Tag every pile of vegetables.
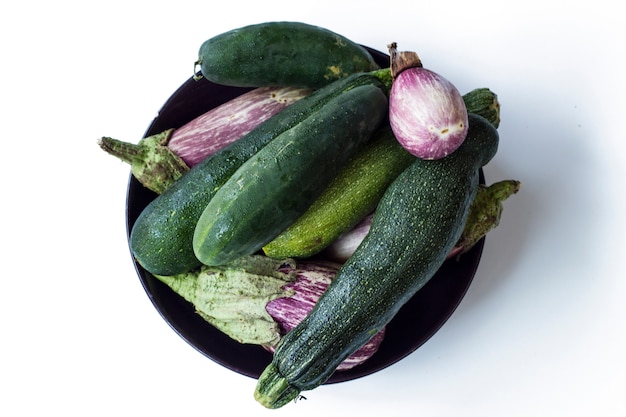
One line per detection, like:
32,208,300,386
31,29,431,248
99,21,520,409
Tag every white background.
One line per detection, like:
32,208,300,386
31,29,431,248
2,1,625,415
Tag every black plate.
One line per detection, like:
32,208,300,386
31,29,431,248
125,47,485,384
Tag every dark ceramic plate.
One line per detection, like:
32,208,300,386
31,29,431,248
125,47,484,384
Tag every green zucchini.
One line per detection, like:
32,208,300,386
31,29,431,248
192,82,388,266
262,87,502,259
130,72,388,276
254,114,500,408
194,21,380,88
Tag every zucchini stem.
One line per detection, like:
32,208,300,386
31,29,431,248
254,364,301,409
370,67,393,93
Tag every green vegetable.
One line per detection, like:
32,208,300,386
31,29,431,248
262,87,502,259
130,72,390,276
193,82,388,266
194,21,379,88
450,179,521,257
254,114,500,409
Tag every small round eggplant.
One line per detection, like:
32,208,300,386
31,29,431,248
389,67,468,160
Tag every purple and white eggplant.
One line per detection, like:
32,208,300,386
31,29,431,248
98,86,310,193
167,86,311,167
387,43,468,160
324,180,522,263
154,255,385,370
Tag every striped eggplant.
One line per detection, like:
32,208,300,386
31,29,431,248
387,43,468,160
154,255,385,370
98,86,310,194
323,180,521,263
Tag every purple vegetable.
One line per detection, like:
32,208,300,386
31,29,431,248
387,43,468,160
168,86,310,167
154,255,385,370
98,86,310,193
265,261,385,371
324,180,521,263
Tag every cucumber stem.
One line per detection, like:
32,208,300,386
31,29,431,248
193,58,203,81
98,129,189,194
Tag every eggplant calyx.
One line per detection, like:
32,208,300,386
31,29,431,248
387,42,423,79
98,129,189,194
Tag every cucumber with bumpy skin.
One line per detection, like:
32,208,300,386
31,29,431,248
194,21,380,88
254,114,500,409
192,82,388,266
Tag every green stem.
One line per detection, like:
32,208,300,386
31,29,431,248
370,67,393,93
254,364,302,409
98,129,189,194
454,180,522,256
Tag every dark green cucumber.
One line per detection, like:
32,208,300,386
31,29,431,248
262,87,502,259
254,114,500,409
130,73,388,276
192,83,388,266
195,21,379,88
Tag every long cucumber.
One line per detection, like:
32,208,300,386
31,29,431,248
192,83,389,266
195,21,379,88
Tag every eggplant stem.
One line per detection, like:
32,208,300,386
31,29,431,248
97,137,140,164
98,129,189,194
388,42,422,79
454,179,522,255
